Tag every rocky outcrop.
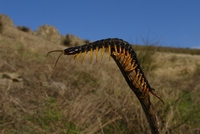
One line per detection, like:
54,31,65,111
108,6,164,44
34,25,60,43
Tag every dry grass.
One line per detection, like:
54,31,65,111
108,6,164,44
0,23,200,134
0,14,15,28
34,25,60,43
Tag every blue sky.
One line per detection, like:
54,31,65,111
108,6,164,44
0,0,200,48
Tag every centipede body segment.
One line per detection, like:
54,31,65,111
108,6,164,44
47,38,163,134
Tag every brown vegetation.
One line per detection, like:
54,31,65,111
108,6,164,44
0,14,15,28
0,15,200,134
17,26,32,33
61,34,87,46
0,20,3,34
34,25,60,43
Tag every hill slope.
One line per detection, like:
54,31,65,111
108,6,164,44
0,16,200,134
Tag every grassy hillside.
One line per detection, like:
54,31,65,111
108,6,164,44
0,15,200,134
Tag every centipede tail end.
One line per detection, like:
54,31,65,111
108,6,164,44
150,90,165,105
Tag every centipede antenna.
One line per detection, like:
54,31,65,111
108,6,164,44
46,50,63,57
46,50,64,68
53,52,63,68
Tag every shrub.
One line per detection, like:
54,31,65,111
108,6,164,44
84,39,90,44
61,34,86,47
62,37,71,46
0,20,3,34
17,26,31,33
136,45,157,73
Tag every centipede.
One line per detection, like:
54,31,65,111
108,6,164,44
47,38,163,134
47,38,164,103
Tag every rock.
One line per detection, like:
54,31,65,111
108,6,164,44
2,72,23,82
34,25,60,43
0,14,15,27
0,72,23,89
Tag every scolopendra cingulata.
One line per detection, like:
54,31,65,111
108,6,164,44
47,38,164,134
47,38,164,104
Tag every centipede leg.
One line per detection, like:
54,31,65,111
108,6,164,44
46,50,64,68
114,45,120,59
74,53,81,62
139,78,145,90
108,45,111,61
125,61,137,72
140,83,148,98
119,46,122,54
90,48,93,63
120,48,127,66
96,47,99,62
101,45,105,60
81,51,87,63
135,74,142,88
122,52,130,66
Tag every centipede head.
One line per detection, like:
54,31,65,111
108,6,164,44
46,50,64,68
63,47,79,55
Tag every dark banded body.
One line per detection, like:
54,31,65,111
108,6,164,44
64,38,162,101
